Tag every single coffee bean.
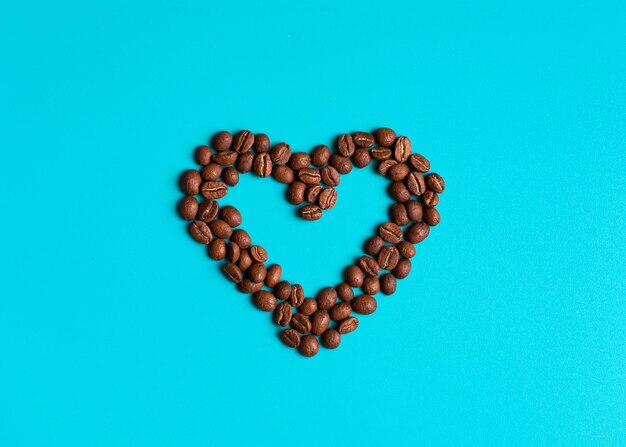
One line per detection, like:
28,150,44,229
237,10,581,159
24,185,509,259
321,329,341,349
274,302,293,326
394,136,412,162
311,145,331,166
423,207,441,226
318,188,337,210
378,245,400,270
305,184,323,203
300,204,322,221
405,222,430,244
320,165,340,186
392,258,412,279
208,219,232,239
299,298,318,316
362,277,380,295
406,172,427,196
352,148,371,168
298,167,321,184
380,273,397,295
373,128,397,147
179,196,199,220
189,221,212,244
345,265,364,288
378,159,397,176
207,238,227,260
200,181,228,199
180,170,202,195
298,334,319,357
253,133,270,153
212,131,233,152
336,282,354,301
265,264,282,288
388,163,410,181
288,152,311,170
353,131,375,148
405,200,423,221
201,163,222,181
397,241,416,258
233,130,254,153
272,165,295,184
337,134,356,156
226,241,240,262
330,302,352,321
220,206,242,228
274,281,292,300
425,173,445,193
212,151,238,166
252,291,277,311
409,153,430,172
364,236,386,256
291,313,311,334
379,222,403,244
338,316,359,334
237,250,253,272
389,203,410,226
235,151,254,173
221,167,239,186
223,262,243,283
289,284,305,307
249,245,268,262
316,287,338,310
287,181,306,205
358,256,380,277
310,310,330,336
248,262,267,283
329,154,352,174
253,153,272,177
231,229,252,249
195,145,212,166
371,146,392,161
389,181,411,202
238,279,265,293
270,142,292,165
280,328,301,348
422,190,439,207
353,295,377,315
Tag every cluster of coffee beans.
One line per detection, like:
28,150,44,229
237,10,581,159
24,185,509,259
179,129,445,357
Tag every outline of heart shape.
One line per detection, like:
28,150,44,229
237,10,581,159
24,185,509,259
178,129,445,357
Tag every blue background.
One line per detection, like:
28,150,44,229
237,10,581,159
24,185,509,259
1,1,625,445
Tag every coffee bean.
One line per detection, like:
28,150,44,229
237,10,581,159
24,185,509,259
208,219,232,239
233,130,254,153
310,310,330,335
380,273,397,295
220,206,242,227
300,204,322,221
409,153,430,172
248,262,267,283
406,172,426,196
280,328,301,348
388,163,410,181
337,134,355,156
208,238,227,260
371,146,392,161
422,190,439,207
389,203,409,226
189,221,212,244
392,258,412,279
338,316,359,334
358,256,380,277
287,181,306,205
231,229,252,249
425,173,445,193
270,142,292,165
212,131,233,152
336,283,354,301
423,207,441,226
212,151,238,166
252,291,277,311
235,151,254,173
226,241,240,262
311,145,331,166
378,159,397,176
250,245,268,262
352,148,371,168
298,334,319,357
238,279,265,293
221,167,239,186
353,295,377,314
316,287,338,310
397,241,416,258
180,170,202,195
288,152,311,170
345,265,364,287
298,167,321,184
318,188,337,210
274,281,292,300
289,284,305,307
237,250,253,272
265,264,282,288
389,181,411,202
379,222,403,244
330,302,352,321
272,165,295,184
373,128,397,147
394,136,412,162
377,246,400,270
405,222,430,244
353,131,375,148
195,145,212,166
253,133,270,153
223,262,243,283
200,181,228,199
364,236,385,256
179,196,199,220
321,329,341,349
320,166,340,186
362,277,380,295
273,302,293,326
253,153,272,177
299,298,318,316
305,184,323,203
291,313,311,334
201,163,222,181
405,200,423,221
329,154,352,174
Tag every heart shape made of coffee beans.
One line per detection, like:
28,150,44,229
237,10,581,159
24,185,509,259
179,128,445,357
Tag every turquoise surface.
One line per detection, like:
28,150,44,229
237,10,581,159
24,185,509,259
1,1,625,445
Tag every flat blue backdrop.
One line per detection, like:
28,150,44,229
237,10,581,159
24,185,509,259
1,1,625,446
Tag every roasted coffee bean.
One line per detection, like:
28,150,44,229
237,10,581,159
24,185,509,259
389,203,410,226
274,302,293,326
226,241,240,262
405,222,430,244
195,145,212,166
289,284,305,307
380,273,397,295
208,238,227,260
233,130,254,153
212,151,238,166
337,134,355,156
212,131,233,152
321,329,341,349
352,148,371,168
200,181,228,199
189,220,212,244
235,151,254,173
253,152,272,177
288,152,311,170
298,167,321,184
311,145,331,166
406,200,423,221
223,262,243,283
250,245,268,262
300,204,322,221
378,246,400,270
394,136,412,162
425,173,445,193
409,153,430,172
208,219,232,239
274,281,292,300
379,222,403,244
280,328,301,348
248,262,267,283
338,316,359,334
378,159,397,176
406,172,427,196
252,291,277,311
180,170,202,195
180,196,199,220
423,207,441,226
298,334,319,357
397,241,416,258
270,142,292,165
329,154,352,174
345,265,364,288
221,167,239,186
273,165,295,184
237,250,253,272
373,128,397,147
392,258,412,279
220,206,242,228
330,302,352,321
422,190,439,207
287,181,306,204
318,188,337,210
316,287,338,310
239,278,264,293
353,295,377,314
320,166,340,186
389,181,411,202
305,184,323,203
291,313,311,334
364,236,386,256
353,131,375,148
388,163,410,181
231,229,252,249
336,283,354,301
362,277,380,295
299,298,318,316
265,264,282,288
358,256,380,277
310,310,330,335
371,146,392,161
253,133,270,153
201,163,222,181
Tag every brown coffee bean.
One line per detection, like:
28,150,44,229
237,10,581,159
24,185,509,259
388,163,410,181
272,165,295,184
180,170,202,195
265,264,282,288
274,280,292,300
329,154,352,174
250,245,268,262
231,229,252,249
195,145,212,166
235,151,254,173
226,241,240,262
310,310,330,336
321,329,341,349
212,131,232,152
380,273,397,295
406,200,423,221
336,283,354,301
338,316,359,334
253,133,270,153
320,166,340,186
233,130,254,153
288,152,311,170
223,262,243,283
353,131,375,148
371,146,392,161
353,295,377,314
179,196,199,220
289,284,305,307
248,262,267,283
378,159,397,176
311,145,331,166
270,142,292,165
358,256,380,277
379,222,403,244
253,153,272,177
298,167,321,184
201,163,222,181
378,246,400,270
397,241,416,258
330,302,352,321
300,204,322,221
291,313,311,334
394,136,412,162
220,206,242,227
423,207,441,226
287,181,306,205
409,153,430,172
208,219,232,239
200,181,228,199
389,203,409,226
221,167,239,186
389,181,411,202
316,287,338,310
280,328,301,348
345,265,364,287
318,188,337,210
373,128,397,147
392,258,412,279
273,302,293,326
305,184,323,203
423,190,439,207
237,250,253,272
207,238,227,260
352,148,371,168
362,277,380,295
189,221,212,244
238,279,265,293
298,334,319,357
212,151,238,166
364,236,385,256
406,172,426,196
337,134,355,156
252,291,277,311
426,173,445,193
405,222,430,244
299,298,318,316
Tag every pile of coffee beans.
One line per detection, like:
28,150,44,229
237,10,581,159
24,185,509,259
179,129,445,357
